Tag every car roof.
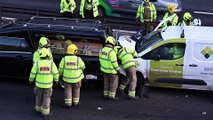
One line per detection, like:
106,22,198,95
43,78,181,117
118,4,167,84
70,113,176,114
0,16,109,35
161,26,213,41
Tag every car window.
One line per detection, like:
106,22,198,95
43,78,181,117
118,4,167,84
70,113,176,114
142,43,185,60
0,36,30,51
32,33,103,57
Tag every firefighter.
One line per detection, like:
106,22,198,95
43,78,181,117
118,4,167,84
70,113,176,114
59,44,85,109
60,0,76,18
33,37,52,64
114,46,139,100
29,48,59,118
136,0,157,35
161,4,179,28
99,36,121,100
179,12,193,26
80,0,99,19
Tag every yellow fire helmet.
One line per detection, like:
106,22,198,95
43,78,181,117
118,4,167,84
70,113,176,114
144,0,149,2
167,4,176,14
67,44,78,54
39,37,49,47
105,36,116,46
183,12,192,21
39,48,51,58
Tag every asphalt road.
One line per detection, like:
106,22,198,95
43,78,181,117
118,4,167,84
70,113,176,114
0,79,213,120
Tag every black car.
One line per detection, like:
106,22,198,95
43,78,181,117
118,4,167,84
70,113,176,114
0,16,113,80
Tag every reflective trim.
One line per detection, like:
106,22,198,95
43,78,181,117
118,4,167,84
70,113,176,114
30,72,36,75
99,57,109,61
122,60,135,66
119,84,126,90
101,66,116,70
37,73,52,75
36,81,52,85
53,73,59,76
63,73,83,79
111,60,117,63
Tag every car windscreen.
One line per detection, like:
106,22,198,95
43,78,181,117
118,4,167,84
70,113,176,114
136,30,163,53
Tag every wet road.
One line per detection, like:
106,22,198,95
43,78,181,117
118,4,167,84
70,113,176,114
0,79,213,120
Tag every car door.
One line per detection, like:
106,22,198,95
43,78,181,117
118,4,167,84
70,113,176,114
142,42,186,88
0,36,32,78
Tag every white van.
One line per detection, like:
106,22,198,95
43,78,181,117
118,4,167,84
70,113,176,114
118,26,213,91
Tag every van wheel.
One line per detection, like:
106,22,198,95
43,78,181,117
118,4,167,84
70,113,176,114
136,73,148,97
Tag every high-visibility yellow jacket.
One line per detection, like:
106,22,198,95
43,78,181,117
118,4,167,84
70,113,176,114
33,48,53,64
178,20,193,26
162,12,179,27
60,0,76,13
99,47,120,74
29,60,59,88
136,2,157,23
117,47,138,69
80,0,99,18
59,55,85,83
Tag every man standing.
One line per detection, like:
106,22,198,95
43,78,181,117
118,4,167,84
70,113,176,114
80,0,99,19
33,37,52,64
99,36,120,100
114,46,139,100
161,4,179,28
29,48,59,118
178,12,193,26
60,0,76,18
59,44,85,109
136,0,157,35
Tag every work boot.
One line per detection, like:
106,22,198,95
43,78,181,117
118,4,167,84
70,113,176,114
65,106,71,110
42,112,53,119
108,97,119,101
128,96,139,100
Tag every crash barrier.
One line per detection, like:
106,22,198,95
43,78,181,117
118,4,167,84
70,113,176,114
0,6,138,26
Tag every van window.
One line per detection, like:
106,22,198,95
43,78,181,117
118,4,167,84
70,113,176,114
142,43,185,60
136,30,163,53
32,33,103,56
0,36,30,51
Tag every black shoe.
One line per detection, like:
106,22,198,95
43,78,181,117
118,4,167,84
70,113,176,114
65,106,71,110
108,97,119,101
142,95,149,99
73,102,80,107
128,96,139,100
42,112,53,119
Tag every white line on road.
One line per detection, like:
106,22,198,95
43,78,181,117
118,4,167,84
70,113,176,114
194,11,213,16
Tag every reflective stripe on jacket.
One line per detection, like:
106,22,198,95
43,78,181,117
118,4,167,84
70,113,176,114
99,47,120,74
33,48,53,64
60,0,76,13
136,2,157,23
80,0,99,18
162,12,179,27
29,60,59,88
118,47,138,69
59,55,85,83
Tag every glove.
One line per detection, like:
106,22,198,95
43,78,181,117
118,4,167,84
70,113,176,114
29,80,33,85
54,81,58,87
167,21,172,26
135,19,140,24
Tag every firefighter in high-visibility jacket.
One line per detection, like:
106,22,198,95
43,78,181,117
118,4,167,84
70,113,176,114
60,0,76,18
33,37,53,64
99,36,121,100
114,46,139,100
59,44,85,109
136,0,157,35
80,0,99,19
161,4,179,28
29,48,59,118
